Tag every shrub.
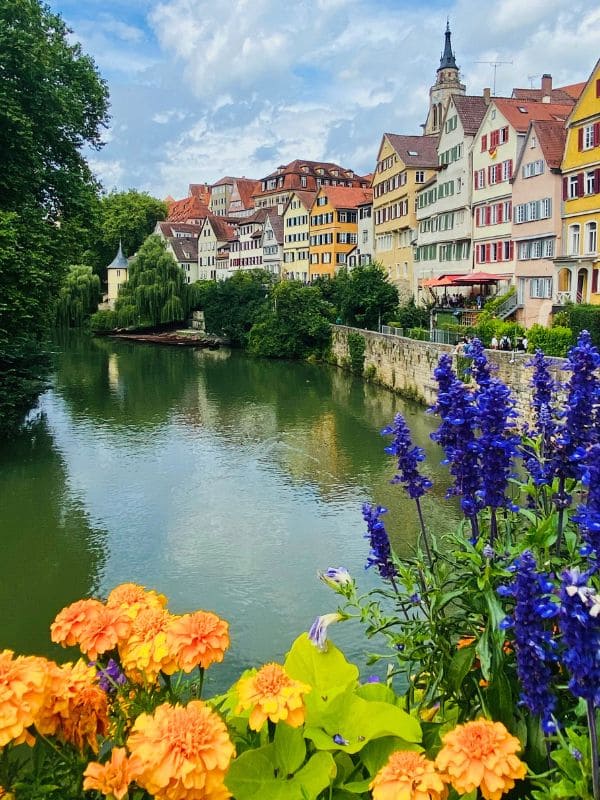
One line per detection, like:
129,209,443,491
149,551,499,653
394,298,430,330
347,332,366,374
90,309,118,332
483,286,516,314
407,327,429,341
527,324,574,356
566,303,600,347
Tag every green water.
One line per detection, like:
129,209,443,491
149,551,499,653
0,334,458,691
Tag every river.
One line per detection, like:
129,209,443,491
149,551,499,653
0,333,458,692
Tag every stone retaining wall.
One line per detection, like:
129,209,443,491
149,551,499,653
331,326,569,420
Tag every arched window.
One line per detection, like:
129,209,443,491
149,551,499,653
433,105,438,129
568,224,581,256
438,103,443,128
585,221,597,254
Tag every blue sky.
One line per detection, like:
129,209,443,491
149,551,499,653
48,0,599,200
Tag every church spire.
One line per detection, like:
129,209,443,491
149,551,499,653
438,19,457,71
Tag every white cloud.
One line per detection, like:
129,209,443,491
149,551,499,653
152,109,187,124
89,158,125,191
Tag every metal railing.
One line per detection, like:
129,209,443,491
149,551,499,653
381,325,405,337
494,292,520,320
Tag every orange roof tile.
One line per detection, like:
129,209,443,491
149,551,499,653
384,134,439,168
492,99,573,132
167,195,210,222
532,119,567,170
314,186,373,209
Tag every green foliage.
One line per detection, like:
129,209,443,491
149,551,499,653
527,324,574,356
108,235,190,328
54,265,101,327
198,270,272,346
89,309,118,332
552,309,570,328
406,327,429,341
91,190,168,274
0,0,109,436
248,282,333,359
483,286,516,314
334,264,398,331
347,332,366,374
564,303,600,348
471,311,525,347
393,298,430,330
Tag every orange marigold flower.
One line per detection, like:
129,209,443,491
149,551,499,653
0,650,47,747
77,604,132,661
61,683,110,753
50,598,104,649
166,611,230,673
119,607,178,684
456,636,476,650
107,583,167,618
435,718,527,800
83,747,136,800
370,750,448,800
127,700,235,800
236,663,311,731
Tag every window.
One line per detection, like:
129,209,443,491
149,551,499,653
316,196,327,206
543,238,554,258
116,270,120,277
583,124,595,150
415,171,425,184
475,169,485,189
568,224,581,255
530,277,552,299
585,221,597,254
586,171,596,195
540,198,552,219
300,176,307,188
569,175,579,199
322,252,331,264
336,253,346,264
501,159,513,181
523,160,544,178
515,204,526,224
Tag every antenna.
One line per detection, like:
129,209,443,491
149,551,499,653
476,60,513,95
527,74,540,89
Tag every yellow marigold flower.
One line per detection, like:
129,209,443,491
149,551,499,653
50,598,104,648
236,662,311,731
127,700,235,800
435,718,527,800
370,750,448,800
166,611,230,673
119,607,178,684
107,583,167,618
0,650,47,747
83,747,136,800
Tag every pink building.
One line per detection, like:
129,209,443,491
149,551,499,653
511,120,566,326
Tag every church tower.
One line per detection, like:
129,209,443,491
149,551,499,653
424,21,466,136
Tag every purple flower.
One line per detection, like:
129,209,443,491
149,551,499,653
498,551,558,733
572,444,600,557
308,613,342,652
382,413,433,499
333,733,349,746
559,567,600,705
528,349,556,427
319,567,352,589
362,503,397,580
476,379,519,510
466,338,493,391
366,675,381,683
93,658,126,693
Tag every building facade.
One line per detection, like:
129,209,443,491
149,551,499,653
555,59,600,307
261,211,284,277
423,22,466,136
282,191,315,281
198,216,235,281
309,187,372,279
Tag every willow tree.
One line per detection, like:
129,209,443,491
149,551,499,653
114,235,189,328
55,265,101,327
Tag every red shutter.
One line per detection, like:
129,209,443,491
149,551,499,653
509,241,514,260
578,128,584,150
563,176,568,200
508,160,513,179
485,243,491,263
594,122,600,147
577,172,585,196
497,242,503,262
597,78,600,98
498,203,504,223
474,172,478,189
592,269,599,294
595,168,600,193
485,206,491,225
475,207,480,226
503,126,509,143
481,134,488,152
488,165,492,183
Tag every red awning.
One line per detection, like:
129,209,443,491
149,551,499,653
451,272,512,284
420,274,463,287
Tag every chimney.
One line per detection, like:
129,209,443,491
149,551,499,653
541,74,552,102
483,87,491,105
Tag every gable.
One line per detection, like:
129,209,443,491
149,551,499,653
567,58,600,124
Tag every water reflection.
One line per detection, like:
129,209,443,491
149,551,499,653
0,334,459,689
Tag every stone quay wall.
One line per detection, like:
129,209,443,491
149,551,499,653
330,325,570,420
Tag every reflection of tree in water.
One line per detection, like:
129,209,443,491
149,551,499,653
0,419,106,658
52,332,198,429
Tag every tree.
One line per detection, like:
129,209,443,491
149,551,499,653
108,235,189,328
335,264,399,330
54,265,101,328
248,282,333,359
91,191,168,275
199,271,272,347
0,0,109,436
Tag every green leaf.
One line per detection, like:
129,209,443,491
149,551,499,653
360,736,420,775
476,629,492,680
354,683,397,705
304,695,421,754
486,670,513,729
275,723,306,777
342,779,372,793
448,645,476,695
226,747,336,800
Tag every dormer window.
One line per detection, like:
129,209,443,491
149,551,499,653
301,165,309,173
316,167,324,175
331,169,338,177
408,150,418,156
518,106,528,113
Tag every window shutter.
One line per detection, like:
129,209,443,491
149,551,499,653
595,168,600,193
597,78,600,98
474,172,478,189
485,206,491,225
509,241,514,260
485,243,491,263
578,172,585,196
593,269,599,294
503,126,509,142
481,134,487,152
508,160,513,179
578,128,584,150
594,123,600,148
563,176,568,200
498,203,503,223
488,165,492,182
497,242,503,262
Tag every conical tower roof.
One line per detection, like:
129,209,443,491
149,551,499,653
438,20,457,71
107,241,128,269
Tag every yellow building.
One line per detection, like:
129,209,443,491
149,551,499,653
308,187,372,280
106,242,128,307
555,58,600,305
282,190,315,281
372,134,438,299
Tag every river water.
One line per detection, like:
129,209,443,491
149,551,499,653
0,334,458,692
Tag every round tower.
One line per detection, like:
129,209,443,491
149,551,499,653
424,21,466,136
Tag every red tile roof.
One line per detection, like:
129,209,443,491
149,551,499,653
492,99,573,132
167,195,210,222
212,176,237,187
531,119,567,170
188,184,211,204
229,178,260,212
253,159,366,198
158,222,202,238
287,190,317,211
169,237,198,262
384,134,439,168
206,215,235,242
452,95,489,135
511,83,584,104
314,186,373,209
265,210,284,244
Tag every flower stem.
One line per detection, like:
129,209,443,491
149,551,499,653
556,477,566,553
587,700,600,800
196,666,205,699
415,498,433,569
490,508,498,548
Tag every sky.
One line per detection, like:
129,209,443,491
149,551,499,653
48,0,600,201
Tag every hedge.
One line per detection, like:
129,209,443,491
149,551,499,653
527,324,574,357
566,304,600,348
